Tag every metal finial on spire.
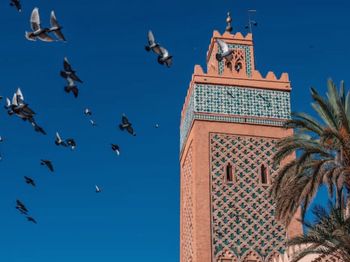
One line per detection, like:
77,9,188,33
225,12,232,33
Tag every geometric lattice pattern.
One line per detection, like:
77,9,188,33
217,44,252,76
210,133,287,261
311,254,343,262
181,145,194,262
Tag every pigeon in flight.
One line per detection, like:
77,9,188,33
157,46,172,67
89,119,97,126
55,132,67,147
84,108,92,116
16,200,28,214
60,57,83,83
66,139,76,150
25,8,54,42
111,144,120,156
145,30,162,55
95,185,102,193
48,11,66,42
26,216,37,224
29,119,46,135
40,159,54,172
10,0,21,12
24,176,35,187
64,77,79,98
119,114,136,136
215,39,233,62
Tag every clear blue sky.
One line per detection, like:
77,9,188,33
0,0,349,261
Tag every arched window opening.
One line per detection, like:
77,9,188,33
260,164,268,185
226,163,234,183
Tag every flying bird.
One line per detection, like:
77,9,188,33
157,46,173,67
25,8,54,42
215,39,233,62
29,119,46,135
55,132,67,147
89,119,97,126
66,138,76,150
64,77,79,98
119,114,136,136
84,108,92,116
145,30,162,55
95,185,101,193
49,11,66,41
24,176,35,187
26,216,37,224
10,0,21,12
111,144,120,156
16,199,28,214
40,159,54,172
60,57,83,83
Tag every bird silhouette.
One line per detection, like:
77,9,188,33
40,160,54,172
157,46,173,67
25,8,53,42
84,108,92,116
89,119,97,126
24,176,35,187
26,216,37,224
95,185,102,193
48,11,66,41
60,57,83,83
145,30,162,55
66,139,76,150
55,132,67,147
119,114,136,136
10,0,21,12
215,39,233,62
16,199,28,214
64,77,79,98
111,144,120,156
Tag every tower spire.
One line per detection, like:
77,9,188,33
225,11,232,33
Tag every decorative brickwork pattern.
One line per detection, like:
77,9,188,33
311,254,344,262
181,145,194,262
210,133,287,260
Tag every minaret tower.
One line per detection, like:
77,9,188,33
180,13,302,262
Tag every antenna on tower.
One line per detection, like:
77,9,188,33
245,9,257,34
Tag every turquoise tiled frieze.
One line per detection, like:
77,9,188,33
180,84,291,151
195,85,290,119
180,94,195,150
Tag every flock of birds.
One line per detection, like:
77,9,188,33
5,1,169,224
6,1,251,225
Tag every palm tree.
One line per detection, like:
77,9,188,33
288,203,350,262
272,79,350,224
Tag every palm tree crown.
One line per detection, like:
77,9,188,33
288,203,350,262
272,79,350,224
